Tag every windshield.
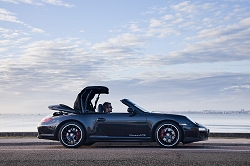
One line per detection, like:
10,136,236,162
121,98,151,113
134,104,150,113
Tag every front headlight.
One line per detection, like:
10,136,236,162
198,127,207,131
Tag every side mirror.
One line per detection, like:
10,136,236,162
127,107,135,113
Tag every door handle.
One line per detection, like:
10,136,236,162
96,118,106,122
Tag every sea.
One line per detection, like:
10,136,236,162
0,112,249,133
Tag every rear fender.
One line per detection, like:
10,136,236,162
54,120,86,140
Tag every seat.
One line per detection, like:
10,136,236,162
98,104,103,113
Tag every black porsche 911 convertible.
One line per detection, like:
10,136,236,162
37,86,209,148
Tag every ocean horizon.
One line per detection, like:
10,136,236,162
0,112,249,133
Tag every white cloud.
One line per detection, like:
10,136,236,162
0,38,95,94
92,33,146,55
171,1,197,13
0,8,45,34
0,0,74,7
0,47,8,52
0,27,10,33
162,14,174,21
0,8,24,24
0,39,12,45
129,23,142,32
149,18,164,27
0,27,31,55
42,0,74,8
31,27,45,33
240,17,250,26
171,18,184,25
109,33,146,46
197,17,249,39
148,28,179,38
221,84,250,91
0,0,18,4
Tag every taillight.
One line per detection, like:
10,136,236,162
41,117,53,122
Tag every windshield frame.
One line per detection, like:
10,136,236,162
120,98,150,113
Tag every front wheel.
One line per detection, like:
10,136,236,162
59,122,85,148
155,122,182,147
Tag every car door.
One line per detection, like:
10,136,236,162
94,113,150,139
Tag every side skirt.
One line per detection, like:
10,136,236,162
89,136,151,142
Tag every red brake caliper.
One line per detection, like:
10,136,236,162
160,128,165,139
75,130,80,140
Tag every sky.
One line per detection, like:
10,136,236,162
0,0,250,114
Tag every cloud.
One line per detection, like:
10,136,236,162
129,23,142,32
168,18,250,63
197,21,247,39
92,33,147,55
134,2,250,64
162,14,174,21
0,8,45,34
240,17,250,26
0,27,31,54
0,8,24,24
0,0,18,4
149,18,164,28
31,27,45,33
221,84,250,91
42,0,74,8
171,1,197,13
1,0,74,7
0,38,93,93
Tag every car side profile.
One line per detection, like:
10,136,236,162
37,86,209,148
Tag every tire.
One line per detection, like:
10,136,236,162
59,122,85,148
155,122,182,147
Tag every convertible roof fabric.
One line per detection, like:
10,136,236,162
73,86,109,113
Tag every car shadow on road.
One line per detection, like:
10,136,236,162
77,143,209,149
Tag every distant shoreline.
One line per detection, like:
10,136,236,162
171,110,250,114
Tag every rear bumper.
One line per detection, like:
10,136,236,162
37,133,57,140
37,125,58,140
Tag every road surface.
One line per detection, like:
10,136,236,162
0,139,250,165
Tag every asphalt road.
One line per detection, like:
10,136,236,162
0,139,250,166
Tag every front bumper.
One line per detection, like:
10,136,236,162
182,126,209,144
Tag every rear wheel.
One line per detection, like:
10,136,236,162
59,122,85,148
155,122,182,147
